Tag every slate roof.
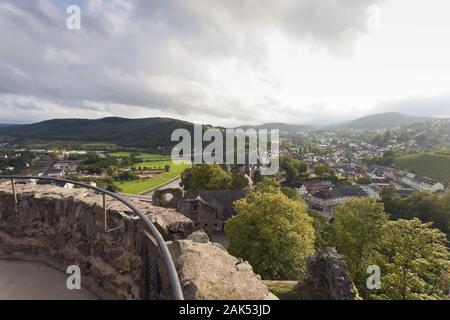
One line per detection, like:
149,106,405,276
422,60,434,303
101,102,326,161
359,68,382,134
315,185,367,200
397,189,414,198
184,190,246,220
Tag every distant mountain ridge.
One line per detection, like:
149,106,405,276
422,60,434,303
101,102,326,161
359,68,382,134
237,113,435,132
0,113,442,148
327,112,434,130
237,122,312,133
0,124,16,128
0,117,198,149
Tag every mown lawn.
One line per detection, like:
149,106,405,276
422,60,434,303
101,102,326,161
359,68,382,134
394,153,450,184
116,162,190,194
108,151,133,157
108,152,170,160
133,160,174,168
26,140,117,149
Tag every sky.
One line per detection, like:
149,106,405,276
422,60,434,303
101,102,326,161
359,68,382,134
0,0,450,127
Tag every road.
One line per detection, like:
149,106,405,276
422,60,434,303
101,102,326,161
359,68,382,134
143,178,182,197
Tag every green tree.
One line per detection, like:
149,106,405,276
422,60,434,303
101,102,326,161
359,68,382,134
180,164,232,191
382,150,395,166
382,191,450,241
281,186,300,201
314,164,336,178
231,171,250,189
164,164,171,172
252,169,263,184
106,183,122,193
105,166,116,178
225,192,316,280
380,184,399,203
255,177,280,194
308,210,334,250
115,170,139,181
356,176,372,185
331,198,389,295
377,219,449,300
280,156,308,183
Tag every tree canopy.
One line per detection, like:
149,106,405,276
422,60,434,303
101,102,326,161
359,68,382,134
280,156,308,183
382,191,450,242
281,186,300,201
225,191,315,280
254,177,280,194
180,164,250,191
231,170,250,189
180,164,232,190
314,164,336,178
376,219,449,300
328,198,449,300
331,198,389,296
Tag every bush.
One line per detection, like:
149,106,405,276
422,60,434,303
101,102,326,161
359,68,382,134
115,170,139,181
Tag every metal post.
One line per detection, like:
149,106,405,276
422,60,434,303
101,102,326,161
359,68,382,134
103,192,121,233
0,175,184,300
11,178,18,213
103,193,107,231
11,178,17,203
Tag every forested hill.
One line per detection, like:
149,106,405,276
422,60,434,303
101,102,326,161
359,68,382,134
0,117,200,149
237,122,312,133
329,112,433,131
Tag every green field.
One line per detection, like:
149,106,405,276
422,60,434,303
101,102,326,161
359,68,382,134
25,140,117,150
133,160,174,168
108,152,170,160
107,152,188,194
394,153,450,184
116,162,190,194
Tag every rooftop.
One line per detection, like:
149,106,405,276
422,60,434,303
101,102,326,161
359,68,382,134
185,190,246,220
315,186,367,200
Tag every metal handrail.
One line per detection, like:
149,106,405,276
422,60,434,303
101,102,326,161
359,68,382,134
0,175,184,300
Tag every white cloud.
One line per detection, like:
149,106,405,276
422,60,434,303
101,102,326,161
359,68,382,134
0,0,449,126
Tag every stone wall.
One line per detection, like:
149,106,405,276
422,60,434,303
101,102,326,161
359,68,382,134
165,231,277,300
295,248,359,300
0,182,193,299
0,182,276,300
152,188,184,209
179,199,223,235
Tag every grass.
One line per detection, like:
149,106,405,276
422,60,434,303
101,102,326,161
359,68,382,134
25,140,117,149
116,162,190,194
108,152,171,160
394,152,450,184
133,160,174,168
263,281,300,300
108,152,189,194
108,152,133,157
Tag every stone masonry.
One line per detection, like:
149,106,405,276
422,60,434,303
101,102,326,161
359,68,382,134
0,182,193,299
0,182,276,300
295,247,359,300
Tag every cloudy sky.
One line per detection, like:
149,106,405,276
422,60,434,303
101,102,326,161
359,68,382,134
0,0,449,126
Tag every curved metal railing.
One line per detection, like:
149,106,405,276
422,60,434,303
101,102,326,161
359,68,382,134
0,175,184,300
